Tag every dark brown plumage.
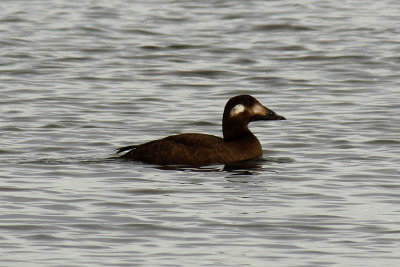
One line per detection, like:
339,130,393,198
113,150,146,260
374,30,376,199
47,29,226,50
117,95,285,166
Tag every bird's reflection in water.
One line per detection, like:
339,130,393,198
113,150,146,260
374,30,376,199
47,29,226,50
223,158,264,175
154,156,293,177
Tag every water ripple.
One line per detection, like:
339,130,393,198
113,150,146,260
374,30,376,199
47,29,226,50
1,0,400,266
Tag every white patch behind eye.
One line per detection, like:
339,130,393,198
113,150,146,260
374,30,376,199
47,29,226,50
230,104,245,117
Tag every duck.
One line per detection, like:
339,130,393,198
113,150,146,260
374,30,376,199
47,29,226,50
116,94,285,166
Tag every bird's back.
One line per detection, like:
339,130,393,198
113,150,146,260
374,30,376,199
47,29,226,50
118,133,261,166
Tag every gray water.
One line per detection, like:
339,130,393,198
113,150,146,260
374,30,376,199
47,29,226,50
1,1,400,266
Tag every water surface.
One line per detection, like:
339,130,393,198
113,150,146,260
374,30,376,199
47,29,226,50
1,1,400,266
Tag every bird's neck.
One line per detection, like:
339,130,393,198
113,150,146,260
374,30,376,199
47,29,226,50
222,119,253,141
